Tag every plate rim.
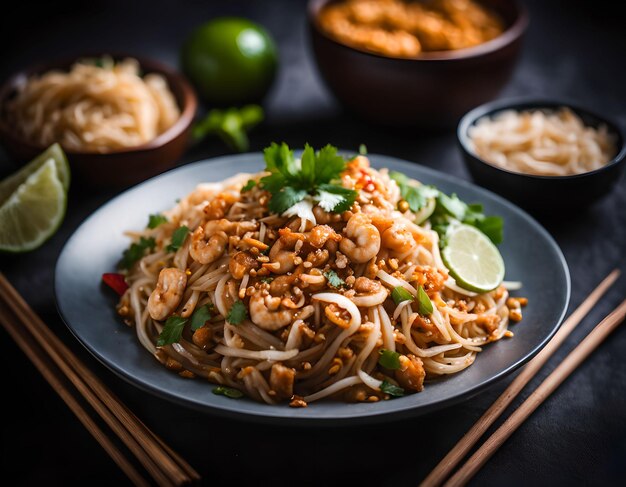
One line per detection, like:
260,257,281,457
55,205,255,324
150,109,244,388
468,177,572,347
54,151,571,425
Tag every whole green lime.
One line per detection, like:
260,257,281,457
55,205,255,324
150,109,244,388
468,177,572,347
181,17,278,104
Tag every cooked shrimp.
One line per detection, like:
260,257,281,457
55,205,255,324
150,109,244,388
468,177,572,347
339,213,381,263
147,268,187,321
394,354,425,392
307,224,342,248
189,226,228,264
249,290,298,331
381,223,415,253
266,228,303,274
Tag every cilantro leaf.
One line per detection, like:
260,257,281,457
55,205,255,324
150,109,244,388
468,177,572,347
268,187,307,214
120,236,155,269
380,380,405,397
190,305,212,331
213,386,244,399
227,300,248,325
241,179,256,192
260,172,288,194
475,216,503,245
316,184,357,212
391,170,504,245
156,315,188,346
264,142,297,177
166,226,189,252
417,286,434,315
314,144,346,183
147,213,168,229
378,349,401,370
324,270,346,288
259,143,356,217
390,172,437,212
300,144,316,186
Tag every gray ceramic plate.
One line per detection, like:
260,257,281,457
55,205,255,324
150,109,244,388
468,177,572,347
55,153,570,425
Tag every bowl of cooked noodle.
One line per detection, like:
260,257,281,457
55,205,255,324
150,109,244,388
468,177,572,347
0,55,197,187
458,99,626,212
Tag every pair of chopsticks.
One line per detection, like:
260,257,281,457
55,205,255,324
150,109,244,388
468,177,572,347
421,269,626,487
0,272,200,486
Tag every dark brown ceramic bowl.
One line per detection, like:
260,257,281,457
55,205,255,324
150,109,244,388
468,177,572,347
0,55,197,188
457,99,626,213
308,0,528,128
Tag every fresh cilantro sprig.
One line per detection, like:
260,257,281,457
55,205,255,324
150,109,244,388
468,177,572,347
156,305,213,346
120,237,155,269
227,300,248,325
389,171,503,245
259,143,357,214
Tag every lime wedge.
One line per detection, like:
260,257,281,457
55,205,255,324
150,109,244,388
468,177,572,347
442,224,505,293
0,159,67,252
0,144,70,205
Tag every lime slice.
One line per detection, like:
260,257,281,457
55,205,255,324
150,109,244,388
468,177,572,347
0,159,67,252
0,143,70,205
442,224,505,293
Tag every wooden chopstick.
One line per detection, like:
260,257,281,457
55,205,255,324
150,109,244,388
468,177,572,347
0,303,150,487
444,298,626,487
421,269,620,487
0,272,200,486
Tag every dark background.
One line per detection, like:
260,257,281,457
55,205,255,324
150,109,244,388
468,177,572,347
1,1,625,485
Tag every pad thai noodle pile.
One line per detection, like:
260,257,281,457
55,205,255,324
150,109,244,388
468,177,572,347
106,143,526,406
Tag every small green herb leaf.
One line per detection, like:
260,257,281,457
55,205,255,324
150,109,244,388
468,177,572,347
378,349,401,370
156,315,188,346
391,170,503,245
417,286,434,315
475,216,503,245
190,305,212,331
227,300,248,325
166,225,189,252
313,144,346,183
120,237,156,269
147,213,168,229
324,270,346,288
241,179,256,192
359,144,368,155
391,286,414,305
260,277,274,284
316,184,357,213
268,187,307,214
380,379,405,397
213,386,244,399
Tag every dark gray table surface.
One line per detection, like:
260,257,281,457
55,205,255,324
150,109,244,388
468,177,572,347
1,1,625,485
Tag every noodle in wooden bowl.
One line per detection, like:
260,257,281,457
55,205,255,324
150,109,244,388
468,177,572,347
0,54,197,187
